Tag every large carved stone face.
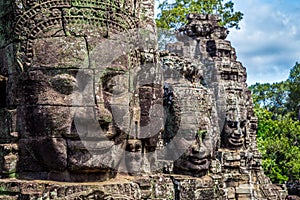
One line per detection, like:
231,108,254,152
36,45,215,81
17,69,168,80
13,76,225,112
173,128,213,176
17,64,131,181
221,110,246,150
12,0,159,181
75,56,163,176
165,83,217,176
15,33,135,182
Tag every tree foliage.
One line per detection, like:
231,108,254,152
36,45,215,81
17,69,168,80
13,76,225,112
156,0,243,30
286,62,300,119
255,108,300,183
250,62,300,119
249,81,288,116
250,62,300,184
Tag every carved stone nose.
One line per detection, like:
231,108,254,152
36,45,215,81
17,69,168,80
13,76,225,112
191,143,200,153
233,129,241,137
96,105,113,126
191,142,208,155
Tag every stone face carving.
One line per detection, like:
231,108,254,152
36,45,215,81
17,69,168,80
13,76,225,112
221,108,247,149
160,55,219,177
171,87,215,176
0,0,160,181
0,0,289,199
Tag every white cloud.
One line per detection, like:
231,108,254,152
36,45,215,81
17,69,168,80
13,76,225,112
154,0,300,85
228,0,300,85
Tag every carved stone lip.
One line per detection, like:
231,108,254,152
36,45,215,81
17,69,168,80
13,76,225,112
188,156,209,166
229,138,244,146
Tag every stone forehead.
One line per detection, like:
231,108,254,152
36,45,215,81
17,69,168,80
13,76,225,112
14,0,143,70
226,109,247,121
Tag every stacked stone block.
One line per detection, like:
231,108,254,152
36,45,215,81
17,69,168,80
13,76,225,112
165,13,287,199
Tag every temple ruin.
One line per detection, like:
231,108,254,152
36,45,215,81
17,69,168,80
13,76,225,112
0,0,287,199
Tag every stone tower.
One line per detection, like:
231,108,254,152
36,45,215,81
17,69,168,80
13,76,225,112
161,13,287,199
0,0,288,199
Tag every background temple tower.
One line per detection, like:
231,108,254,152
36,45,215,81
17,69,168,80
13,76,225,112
164,13,287,199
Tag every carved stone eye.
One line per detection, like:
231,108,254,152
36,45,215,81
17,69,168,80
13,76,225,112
103,74,128,96
227,121,237,128
240,120,246,128
135,143,141,150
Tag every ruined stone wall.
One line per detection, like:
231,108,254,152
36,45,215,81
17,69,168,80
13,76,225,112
161,13,287,199
0,1,288,200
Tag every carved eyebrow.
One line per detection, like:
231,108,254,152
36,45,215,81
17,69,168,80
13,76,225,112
105,68,126,75
100,67,127,83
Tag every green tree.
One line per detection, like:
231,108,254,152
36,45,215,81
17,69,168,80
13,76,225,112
249,81,288,115
250,63,300,183
286,62,300,119
255,108,300,183
156,0,243,30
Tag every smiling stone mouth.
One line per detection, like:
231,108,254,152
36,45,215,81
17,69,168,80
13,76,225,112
229,138,244,146
189,157,208,165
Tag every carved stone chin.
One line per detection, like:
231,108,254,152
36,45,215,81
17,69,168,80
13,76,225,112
174,154,211,176
171,97,216,177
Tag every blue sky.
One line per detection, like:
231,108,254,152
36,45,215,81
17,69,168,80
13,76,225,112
155,0,300,85
227,0,300,85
